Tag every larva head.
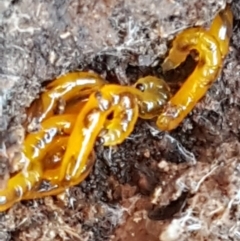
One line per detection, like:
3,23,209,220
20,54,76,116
134,76,171,119
209,5,233,57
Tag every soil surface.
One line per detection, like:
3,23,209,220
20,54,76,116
1,0,240,240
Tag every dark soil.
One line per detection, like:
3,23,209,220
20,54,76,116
1,0,240,240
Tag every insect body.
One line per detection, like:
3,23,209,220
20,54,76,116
157,6,233,131
0,6,233,211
